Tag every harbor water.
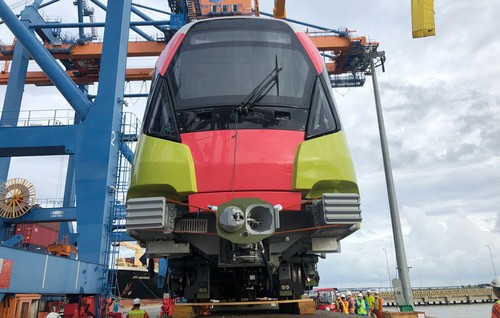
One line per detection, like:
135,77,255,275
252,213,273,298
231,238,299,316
393,303,492,318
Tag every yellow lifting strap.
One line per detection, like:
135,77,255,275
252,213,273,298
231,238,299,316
411,0,436,38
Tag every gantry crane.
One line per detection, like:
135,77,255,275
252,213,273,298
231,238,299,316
118,241,144,267
0,0,385,313
0,0,380,87
270,0,436,38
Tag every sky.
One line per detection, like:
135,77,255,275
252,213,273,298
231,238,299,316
0,0,499,290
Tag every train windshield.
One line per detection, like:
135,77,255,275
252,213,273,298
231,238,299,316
165,18,315,110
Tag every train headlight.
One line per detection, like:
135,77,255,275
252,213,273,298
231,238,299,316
246,204,274,235
219,206,245,233
216,198,278,244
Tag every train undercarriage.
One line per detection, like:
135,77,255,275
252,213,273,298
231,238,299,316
126,193,361,301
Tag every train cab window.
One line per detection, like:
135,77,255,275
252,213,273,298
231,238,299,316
145,80,180,141
306,77,337,139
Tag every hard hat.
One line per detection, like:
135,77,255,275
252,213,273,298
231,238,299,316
367,289,372,293
492,276,500,288
340,294,346,298
133,298,141,305
374,290,380,295
346,291,352,295
358,293,363,297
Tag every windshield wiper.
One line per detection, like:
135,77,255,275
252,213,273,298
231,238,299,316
235,57,282,116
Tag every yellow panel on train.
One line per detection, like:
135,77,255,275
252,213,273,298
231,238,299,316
411,0,436,38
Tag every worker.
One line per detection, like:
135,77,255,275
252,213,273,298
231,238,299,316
373,291,384,318
339,294,349,313
126,298,150,318
355,292,369,316
492,276,500,318
346,291,355,314
365,289,375,317
335,294,342,312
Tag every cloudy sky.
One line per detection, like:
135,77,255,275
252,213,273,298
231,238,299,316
1,0,499,289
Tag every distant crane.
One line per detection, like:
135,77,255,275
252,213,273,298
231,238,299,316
269,0,436,38
118,241,144,267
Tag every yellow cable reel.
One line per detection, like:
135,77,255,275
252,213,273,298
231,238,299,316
0,178,36,218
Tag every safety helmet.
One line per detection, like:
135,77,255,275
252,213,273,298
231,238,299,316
346,291,352,295
492,276,500,288
340,294,346,298
133,298,141,305
357,293,363,297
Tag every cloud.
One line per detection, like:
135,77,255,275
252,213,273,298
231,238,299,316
1,0,499,290
495,212,500,234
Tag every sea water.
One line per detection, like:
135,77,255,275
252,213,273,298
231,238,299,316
387,303,492,318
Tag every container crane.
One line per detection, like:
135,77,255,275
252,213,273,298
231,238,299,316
0,0,382,313
118,241,144,267
269,0,436,38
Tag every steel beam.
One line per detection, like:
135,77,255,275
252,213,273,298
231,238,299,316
74,0,132,265
0,0,92,119
0,246,103,294
29,20,169,29
0,125,77,156
0,68,154,85
0,9,33,240
0,42,165,60
23,4,60,43
12,207,77,223
89,0,154,41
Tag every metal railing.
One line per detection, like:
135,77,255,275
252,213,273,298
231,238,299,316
0,109,78,127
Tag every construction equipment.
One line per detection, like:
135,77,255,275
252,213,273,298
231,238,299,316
47,235,78,258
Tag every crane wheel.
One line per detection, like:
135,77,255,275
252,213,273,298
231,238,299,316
0,178,36,218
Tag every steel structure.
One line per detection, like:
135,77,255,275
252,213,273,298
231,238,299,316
0,0,382,308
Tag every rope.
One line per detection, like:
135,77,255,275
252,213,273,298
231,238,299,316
274,224,341,235
165,197,213,213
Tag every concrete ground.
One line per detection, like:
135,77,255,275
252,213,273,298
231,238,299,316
120,302,366,318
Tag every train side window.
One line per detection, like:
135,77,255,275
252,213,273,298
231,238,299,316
146,82,180,141
306,77,337,139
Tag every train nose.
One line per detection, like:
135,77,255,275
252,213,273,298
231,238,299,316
216,198,278,244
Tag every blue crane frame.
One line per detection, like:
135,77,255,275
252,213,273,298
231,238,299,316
0,0,382,303
0,0,178,300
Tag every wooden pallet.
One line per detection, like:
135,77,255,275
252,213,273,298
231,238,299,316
172,298,316,318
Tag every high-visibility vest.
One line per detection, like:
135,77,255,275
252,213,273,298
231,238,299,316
356,299,367,315
128,309,147,318
374,297,383,310
493,300,500,318
341,300,348,313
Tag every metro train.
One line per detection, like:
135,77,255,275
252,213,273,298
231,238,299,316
125,16,362,301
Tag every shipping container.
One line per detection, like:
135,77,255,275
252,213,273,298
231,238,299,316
16,224,58,247
36,222,60,232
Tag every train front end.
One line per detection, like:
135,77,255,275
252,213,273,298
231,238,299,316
126,17,361,301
